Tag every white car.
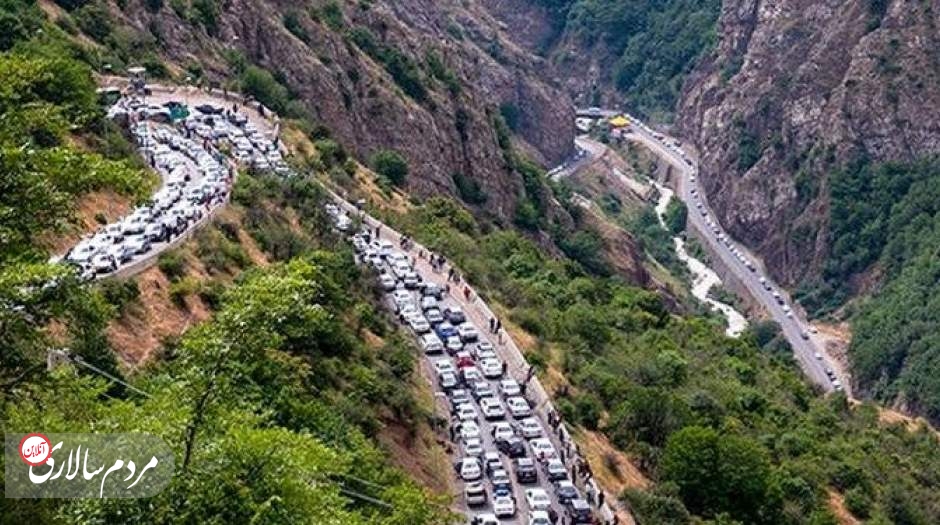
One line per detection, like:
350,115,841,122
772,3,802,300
123,235,151,255
391,289,412,306
446,336,463,353
456,403,479,423
420,333,443,354
525,488,551,511
474,514,499,525
378,273,397,291
438,371,458,390
462,437,484,457
518,417,543,439
530,438,556,460
527,511,550,525
66,241,101,264
461,366,483,384
90,253,116,274
457,322,479,342
499,379,521,398
399,304,420,322
408,315,430,333
402,271,420,289
459,420,481,440
491,422,514,441
506,396,532,418
480,358,503,379
420,295,438,311
457,458,482,481
433,359,455,375
480,398,506,420
493,495,516,518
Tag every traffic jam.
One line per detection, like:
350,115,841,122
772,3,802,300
325,204,606,525
629,115,841,390
57,97,286,280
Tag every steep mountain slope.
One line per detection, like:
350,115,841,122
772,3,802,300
678,0,940,288
481,0,720,120
112,0,574,223
677,0,940,418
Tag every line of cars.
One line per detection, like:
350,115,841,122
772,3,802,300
325,205,597,525
642,125,843,392
60,98,284,280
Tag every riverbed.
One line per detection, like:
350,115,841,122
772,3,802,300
652,181,747,337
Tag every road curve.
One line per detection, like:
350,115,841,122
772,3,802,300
618,128,846,395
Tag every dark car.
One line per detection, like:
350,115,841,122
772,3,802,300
553,480,579,504
421,282,443,299
513,457,538,484
496,437,527,458
565,498,594,524
435,321,458,340
444,307,467,325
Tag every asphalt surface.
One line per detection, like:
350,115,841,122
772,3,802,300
621,127,845,394
326,205,619,524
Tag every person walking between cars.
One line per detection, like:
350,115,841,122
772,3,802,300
598,490,605,508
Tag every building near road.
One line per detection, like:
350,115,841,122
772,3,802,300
608,115,630,128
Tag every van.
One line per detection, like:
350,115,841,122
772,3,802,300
465,482,487,506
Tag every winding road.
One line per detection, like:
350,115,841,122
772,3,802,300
571,110,848,395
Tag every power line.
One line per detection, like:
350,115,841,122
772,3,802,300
48,348,152,399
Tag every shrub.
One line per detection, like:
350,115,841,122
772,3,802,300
157,250,186,281
499,103,521,132
169,276,200,307
98,278,140,313
844,487,872,519
74,2,113,42
191,0,219,35
315,139,347,169
283,11,309,44
370,149,408,186
452,172,487,204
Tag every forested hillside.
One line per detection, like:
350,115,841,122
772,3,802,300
364,190,940,525
490,0,720,119
817,158,940,422
0,5,451,522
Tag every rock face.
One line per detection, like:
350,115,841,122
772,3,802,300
678,0,940,287
121,0,575,224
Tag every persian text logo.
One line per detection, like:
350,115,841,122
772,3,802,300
5,433,174,498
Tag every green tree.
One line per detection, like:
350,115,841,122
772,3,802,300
371,149,409,186
662,426,771,522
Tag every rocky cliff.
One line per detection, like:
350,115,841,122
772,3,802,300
117,0,575,223
678,0,940,288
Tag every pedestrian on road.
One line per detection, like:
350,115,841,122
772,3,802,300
598,490,605,508
447,268,454,281
463,286,471,301
560,448,566,463
501,361,508,376
496,318,502,332
586,485,596,506
489,317,496,333
375,225,381,239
